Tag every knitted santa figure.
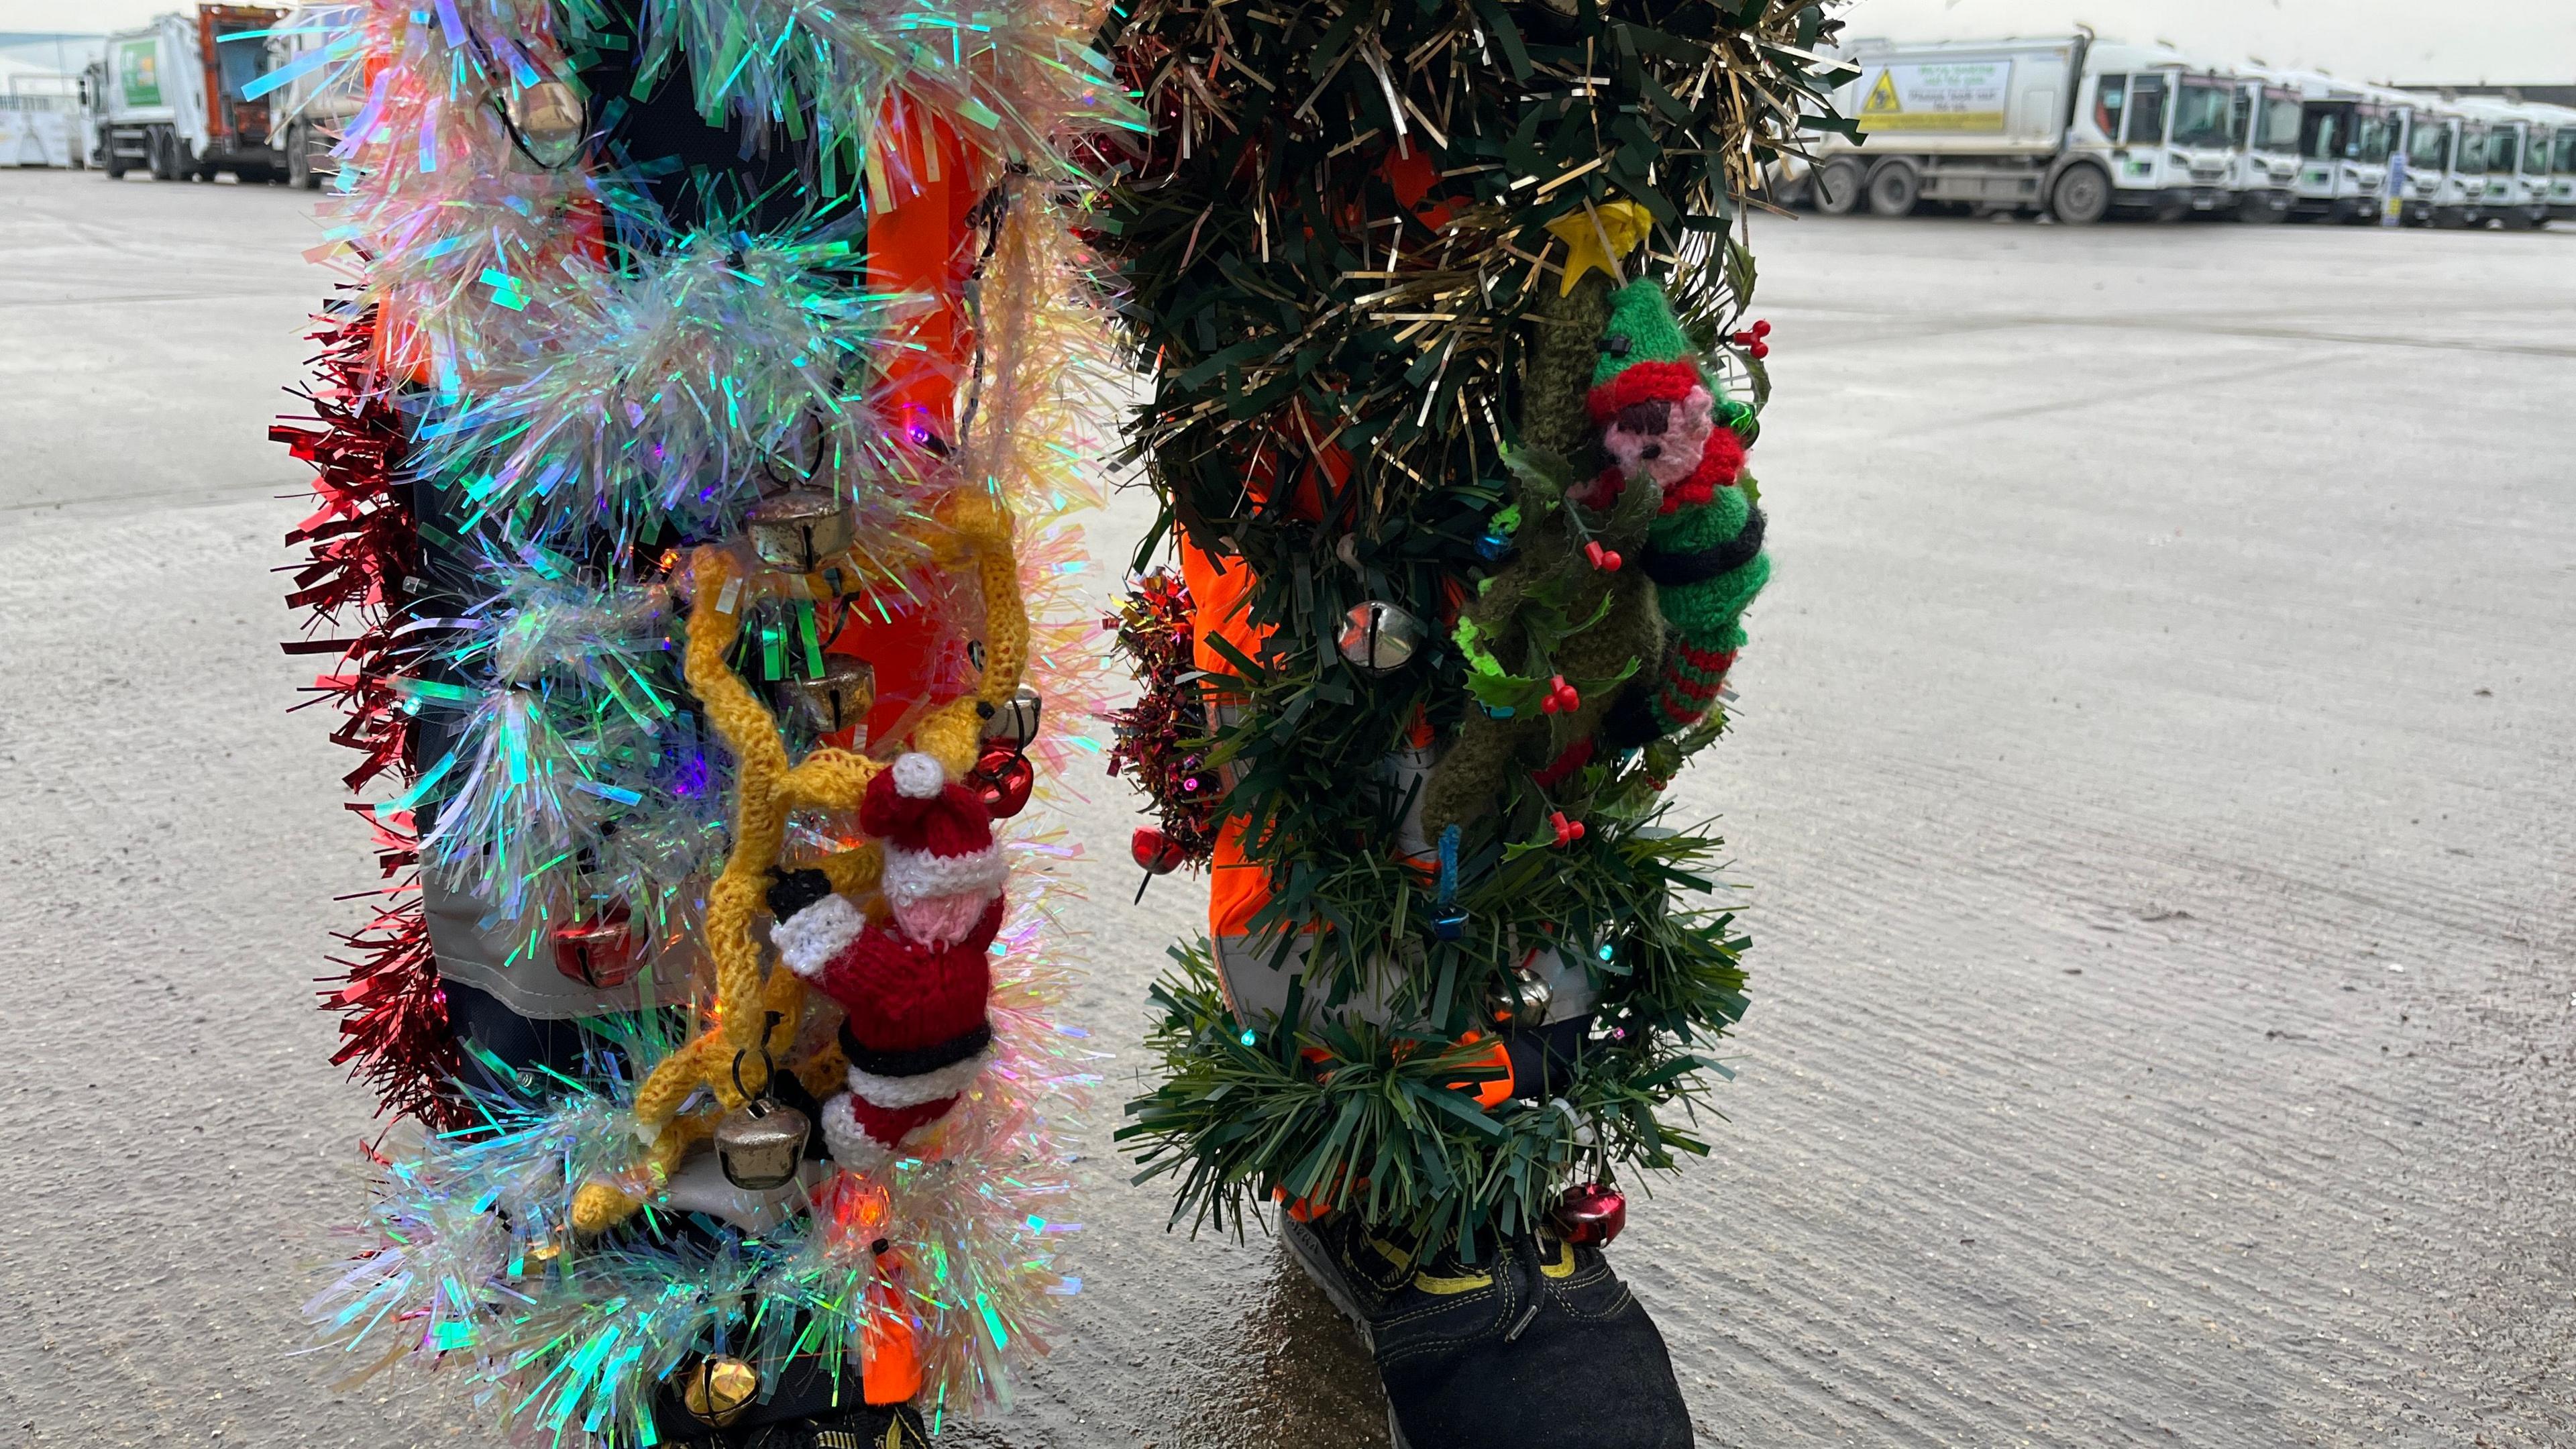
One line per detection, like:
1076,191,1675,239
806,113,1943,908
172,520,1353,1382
769,752,1007,1171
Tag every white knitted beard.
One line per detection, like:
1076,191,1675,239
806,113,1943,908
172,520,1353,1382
881,843,1006,946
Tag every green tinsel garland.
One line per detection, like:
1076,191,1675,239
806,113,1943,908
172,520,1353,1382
1095,0,1849,1251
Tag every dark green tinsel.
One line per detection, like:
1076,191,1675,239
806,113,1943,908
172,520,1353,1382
1095,0,1846,1251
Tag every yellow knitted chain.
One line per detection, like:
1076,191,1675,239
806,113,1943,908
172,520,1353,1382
572,488,1028,1234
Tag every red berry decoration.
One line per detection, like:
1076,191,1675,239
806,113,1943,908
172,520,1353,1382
1751,319,1772,338
1131,826,1185,874
1582,540,1622,572
1549,810,1585,847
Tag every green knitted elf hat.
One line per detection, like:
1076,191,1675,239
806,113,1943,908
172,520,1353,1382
1590,278,1703,390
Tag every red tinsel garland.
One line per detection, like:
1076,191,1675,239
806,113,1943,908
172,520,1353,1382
1105,569,1220,869
273,300,468,1131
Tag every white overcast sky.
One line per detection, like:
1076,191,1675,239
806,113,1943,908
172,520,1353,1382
3,0,2572,85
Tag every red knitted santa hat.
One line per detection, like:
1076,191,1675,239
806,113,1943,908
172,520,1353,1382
863,752,1008,945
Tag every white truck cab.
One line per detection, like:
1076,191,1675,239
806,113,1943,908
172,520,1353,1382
2226,72,2304,221
2530,102,2576,222
2266,71,2396,223
2397,102,2472,225
2450,97,2553,229
2071,42,2243,219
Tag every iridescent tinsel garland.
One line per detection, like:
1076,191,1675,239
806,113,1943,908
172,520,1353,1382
307,859,1093,1445
277,0,1135,1426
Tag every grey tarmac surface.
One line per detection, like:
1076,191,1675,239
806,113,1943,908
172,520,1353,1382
1,167,2570,1448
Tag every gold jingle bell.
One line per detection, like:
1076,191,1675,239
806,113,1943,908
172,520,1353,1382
714,1095,811,1191
982,684,1042,750
1488,966,1554,1030
746,488,857,573
783,655,876,736
1336,599,1427,674
504,79,587,169
678,1353,761,1427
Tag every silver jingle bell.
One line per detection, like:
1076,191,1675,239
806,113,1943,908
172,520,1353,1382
1336,599,1427,674
714,1097,811,1191
782,655,876,737
982,684,1042,749
1488,967,1554,1030
745,488,857,573
505,79,587,169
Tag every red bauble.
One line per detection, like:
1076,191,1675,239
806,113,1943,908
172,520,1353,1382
1131,826,1186,874
1554,1182,1626,1245
553,903,646,989
971,745,1034,818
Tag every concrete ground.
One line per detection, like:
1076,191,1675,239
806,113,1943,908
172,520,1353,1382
0,167,2570,1449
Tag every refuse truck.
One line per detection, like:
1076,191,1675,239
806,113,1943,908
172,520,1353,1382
1812,32,2247,223
264,3,361,189
84,5,288,181
2226,71,2306,222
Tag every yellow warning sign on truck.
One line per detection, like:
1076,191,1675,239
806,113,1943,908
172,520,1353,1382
1856,60,2011,133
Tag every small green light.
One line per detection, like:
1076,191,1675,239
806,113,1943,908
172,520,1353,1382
1597,943,1616,961
1238,1029,1258,1046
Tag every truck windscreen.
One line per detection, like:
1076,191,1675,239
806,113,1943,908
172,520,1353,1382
2557,130,2576,174
2488,128,2520,173
2354,113,2394,163
2259,95,2302,152
2172,80,2232,148
2457,129,2487,174
2410,122,2449,171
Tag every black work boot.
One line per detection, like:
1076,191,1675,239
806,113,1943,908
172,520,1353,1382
1283,1214,1694,1449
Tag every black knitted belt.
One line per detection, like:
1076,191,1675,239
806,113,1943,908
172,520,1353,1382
838,1020,994,1078
1642,504,1764,588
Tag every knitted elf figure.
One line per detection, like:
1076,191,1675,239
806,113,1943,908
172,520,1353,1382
1585,278,1772,751
1422,274,1768,833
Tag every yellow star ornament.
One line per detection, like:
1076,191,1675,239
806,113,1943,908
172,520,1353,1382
1544,200,1655,297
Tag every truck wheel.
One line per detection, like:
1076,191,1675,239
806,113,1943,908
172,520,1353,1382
1866,162,1921,217
1815,158,1864,215
286,125,316,189
103,141,127,179
147,128,176,180
2049,164,2110,225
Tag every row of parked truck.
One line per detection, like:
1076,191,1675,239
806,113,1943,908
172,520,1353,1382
1791,32,2573,229
72,10,2575,236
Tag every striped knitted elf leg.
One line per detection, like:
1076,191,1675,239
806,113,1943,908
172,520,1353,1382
1608,476,1768,745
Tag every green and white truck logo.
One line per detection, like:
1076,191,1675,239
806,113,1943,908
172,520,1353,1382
117,37,162,107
